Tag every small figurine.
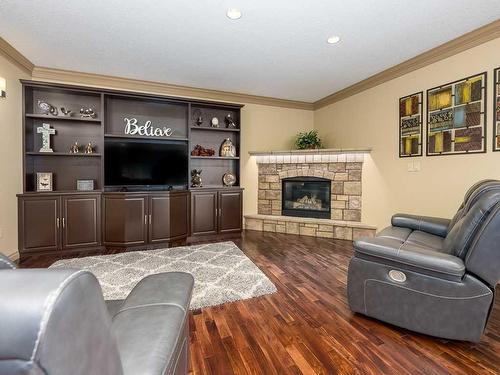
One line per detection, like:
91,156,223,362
80,107,96,119
210,117,219,128
37,100,58,116
60,107,72,116
191,169,203,187
195,116,203,126
70,142,80,154
220,138,236,157
191,144,215,156
225,114,236,129
84,142,94,154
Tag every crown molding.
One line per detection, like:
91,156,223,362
314,19,500,110
31,66,314,110
0,37,34,75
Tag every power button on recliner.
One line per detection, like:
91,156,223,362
388,270,407,283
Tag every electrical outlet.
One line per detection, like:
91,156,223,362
413,161,421,172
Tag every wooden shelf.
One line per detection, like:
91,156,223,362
190,156,239,160
190,126,240,132
26,114,102,123
26,152,102,157
104,134,189,141
190,186,241,190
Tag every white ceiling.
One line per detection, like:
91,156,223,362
1,1,499,102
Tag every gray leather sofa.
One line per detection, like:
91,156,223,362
348,180,500,342
0,254,194,375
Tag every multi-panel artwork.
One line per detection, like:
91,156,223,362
426,72,487,156
494,67,500,151
399,92,423,157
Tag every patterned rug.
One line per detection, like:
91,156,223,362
49,241,277,309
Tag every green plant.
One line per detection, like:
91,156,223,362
294,130,323,150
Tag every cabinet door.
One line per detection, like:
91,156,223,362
191,191,218,236
218,191,243,234
169,193,189,240
103,195,148,246
62,195,101,250
149,195,171,243
18,196,60,253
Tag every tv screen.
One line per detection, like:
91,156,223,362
105,138,188,188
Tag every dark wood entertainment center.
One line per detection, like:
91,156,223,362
17,80,243,259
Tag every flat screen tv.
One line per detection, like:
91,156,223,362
105,138,188,189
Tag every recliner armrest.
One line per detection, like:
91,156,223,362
354,237,465,281
392,213,451,237
111,272,194,375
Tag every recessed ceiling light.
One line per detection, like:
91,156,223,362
227,8,242,20
327,35,341,44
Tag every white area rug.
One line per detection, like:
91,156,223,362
49,241,277,309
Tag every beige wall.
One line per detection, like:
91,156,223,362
0,54,29,259
240,104,313,215
315,37,500,230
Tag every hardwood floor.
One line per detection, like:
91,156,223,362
20,230,500,374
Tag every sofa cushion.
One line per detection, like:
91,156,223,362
444,190,500,258
406,230,445,252
377,226,412,242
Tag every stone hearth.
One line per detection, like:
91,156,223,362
245,149,376,240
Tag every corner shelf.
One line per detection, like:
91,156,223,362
26,152,102,157
190,156,239,160
26,114,102,123
190,126,240,133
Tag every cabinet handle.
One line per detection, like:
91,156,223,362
56,218,60,228
149,214,152,225
144,215,147,225
62,218,65,228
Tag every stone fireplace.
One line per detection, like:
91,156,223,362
245,149,376,241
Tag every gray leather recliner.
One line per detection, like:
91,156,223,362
348,180,500,342
0,256,194,375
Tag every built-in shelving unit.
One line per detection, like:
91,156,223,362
21,80,243,192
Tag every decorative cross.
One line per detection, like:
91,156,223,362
37,123,56,152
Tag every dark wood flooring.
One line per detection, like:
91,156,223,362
20,230,500,374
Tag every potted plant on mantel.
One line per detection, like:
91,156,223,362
294,130,323,150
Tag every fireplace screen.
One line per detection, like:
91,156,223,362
282,177,331,219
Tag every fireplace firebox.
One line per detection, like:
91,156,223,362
282,177,331,219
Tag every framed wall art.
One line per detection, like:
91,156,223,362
426,72,487,156
493,67,500,151
399,91,423,157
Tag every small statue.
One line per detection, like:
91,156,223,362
37,100,58,116
60,107,72,116
80,107,96,119
84,142,94,154
195,116,203,126
191,144,215,156
225,114,236,129
220,138,236,157
70,142,80,154
210,117,219,128
191,169,203,187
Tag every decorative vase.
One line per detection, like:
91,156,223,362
220,138,236,157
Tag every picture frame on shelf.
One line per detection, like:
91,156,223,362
36,172,53,191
